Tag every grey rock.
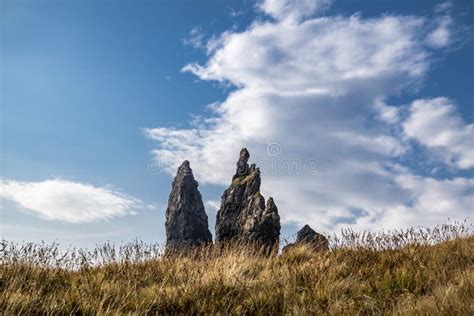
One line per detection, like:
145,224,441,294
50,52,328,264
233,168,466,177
234,148,250,179
242,197,281,248
215,148,280,250
283,224,329,252
165,160,212,249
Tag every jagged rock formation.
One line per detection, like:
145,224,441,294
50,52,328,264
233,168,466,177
283,224,329,252
215,148,280,250
165,160,212,249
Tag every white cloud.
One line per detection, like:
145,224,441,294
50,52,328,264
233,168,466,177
383,175,474,229
426,16,452,48
374,99,400,124
147,1,470,232
258,0,332,23
205,200,221,214
403,97,474,169
1,178,143,223
183,14,429,94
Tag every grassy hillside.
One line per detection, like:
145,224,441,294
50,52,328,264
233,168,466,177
1,225,473,314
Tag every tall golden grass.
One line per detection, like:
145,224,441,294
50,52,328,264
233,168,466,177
1,221,473,314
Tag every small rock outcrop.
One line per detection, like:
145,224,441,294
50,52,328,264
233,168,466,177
215,148,280,250
283,224,329,252
165,160,212,249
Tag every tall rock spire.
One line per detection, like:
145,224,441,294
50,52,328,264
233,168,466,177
215,148,280,250
165,160,212,248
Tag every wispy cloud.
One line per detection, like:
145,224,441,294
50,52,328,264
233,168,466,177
182,26,206,50
426,16,452,48
257,0,333,22
1,178,143,223
227,5,245,18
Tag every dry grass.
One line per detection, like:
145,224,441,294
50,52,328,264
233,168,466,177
1,221,473,314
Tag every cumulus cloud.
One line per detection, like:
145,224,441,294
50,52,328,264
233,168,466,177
1,178,143,222
182,14,428,93
403,97,474,169
146,0,471,231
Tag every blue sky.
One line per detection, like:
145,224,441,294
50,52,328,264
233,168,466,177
1,0,473,248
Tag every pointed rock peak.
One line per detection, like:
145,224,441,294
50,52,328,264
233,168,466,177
180,160,190,169
250,163,257,173
265,197,277,211
296,224,329,251
235,148,251,178
165,160,212,249
283,224,329,253
177,160,193,178
240,148,250,162
297,224,315,239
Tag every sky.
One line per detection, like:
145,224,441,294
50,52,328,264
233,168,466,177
1,0,473,248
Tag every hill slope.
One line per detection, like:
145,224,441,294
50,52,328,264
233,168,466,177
1,236,473,314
